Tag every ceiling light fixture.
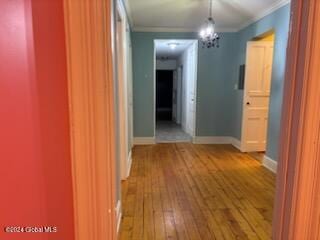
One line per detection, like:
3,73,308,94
168,42,179,50
199,0,220,48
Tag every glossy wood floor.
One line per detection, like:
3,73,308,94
119,143,276,240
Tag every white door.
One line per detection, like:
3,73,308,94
186,43,197,136
241,41,274,152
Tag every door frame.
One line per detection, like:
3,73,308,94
116,0,131,180
273,0,320,239
63,0,320,239
240,40,274,152
63,0,117,239
153,39,198,141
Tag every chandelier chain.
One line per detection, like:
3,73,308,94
209,0,213,18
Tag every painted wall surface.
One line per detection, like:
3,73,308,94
156,59,177,70
131,4,290,162
132,32,237,137
0,0,74,239
231,4,290,160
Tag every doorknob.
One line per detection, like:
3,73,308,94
246,102,250,105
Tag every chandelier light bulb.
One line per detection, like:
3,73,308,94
206,26,213,35
200,30,205,38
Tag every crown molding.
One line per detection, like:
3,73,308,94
132,26,238,33
236,0,291,31
129,0,290,34
118,0,133,28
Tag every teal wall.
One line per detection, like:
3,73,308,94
132,4,290,161
231,4,291,160
132,32,238,137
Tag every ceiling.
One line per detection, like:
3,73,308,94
124,0,290,32
155,40,196,59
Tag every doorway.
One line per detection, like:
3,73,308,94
154,40,198,143
116,1,134,181
240,32,275,156
156,70,174,121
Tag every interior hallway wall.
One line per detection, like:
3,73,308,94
132,32,237,138
156,59,177,70
0,0,74,239
131,4,290,163
155,59,178,122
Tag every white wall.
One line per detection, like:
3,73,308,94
156,59,177,70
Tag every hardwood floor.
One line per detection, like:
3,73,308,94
119,143,276,240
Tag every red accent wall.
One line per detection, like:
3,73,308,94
0,0,74,239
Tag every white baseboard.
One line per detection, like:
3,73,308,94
126,150,132,178
115,200,122,233
230,137,242,151
263,155,278,173
133,137,155,145
193,136,241,150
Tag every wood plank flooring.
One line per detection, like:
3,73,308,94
119,143,276,240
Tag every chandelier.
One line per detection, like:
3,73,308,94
199,0,220,48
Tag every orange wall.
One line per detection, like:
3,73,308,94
0,0,74,239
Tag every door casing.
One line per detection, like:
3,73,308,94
63,0,117,239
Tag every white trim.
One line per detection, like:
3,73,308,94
133,26,237,33
115,200,122,233
191,41,198,139
116,15,129,179
153,41,156,138
129,0,290,33
193,136,242,150
263,155,278,173
230,137,242,151
117,2,134,182
126,150,132,178
133,137,156,145
119,0,133,27
237,0,291,31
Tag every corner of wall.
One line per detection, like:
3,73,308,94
263,155,278,173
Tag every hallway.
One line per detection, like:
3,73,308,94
119,143,275,240
156,121,191,143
